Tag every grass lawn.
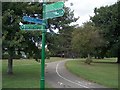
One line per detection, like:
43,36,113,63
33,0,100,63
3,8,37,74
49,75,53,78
65,58,118,88
2,57,64,88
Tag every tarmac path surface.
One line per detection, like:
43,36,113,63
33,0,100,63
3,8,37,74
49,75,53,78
45,59,112,89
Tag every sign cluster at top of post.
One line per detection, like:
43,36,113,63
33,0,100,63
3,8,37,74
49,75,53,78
19,1,65,89
20,1,64,31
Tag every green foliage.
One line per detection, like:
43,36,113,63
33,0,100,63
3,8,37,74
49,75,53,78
91,2,120,61
2,54,21,59
85,58,92,64
2,2,78,59
2,2,43,60
71,22,104,58
46,7,79,57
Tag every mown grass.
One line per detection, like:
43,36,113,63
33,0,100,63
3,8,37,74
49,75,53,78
2,57,64,88
65,58,118,88
2,60,43,88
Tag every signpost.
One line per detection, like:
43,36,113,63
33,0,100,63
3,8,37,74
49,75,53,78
19,1,65,90
40,1,46,90
23,16,43,24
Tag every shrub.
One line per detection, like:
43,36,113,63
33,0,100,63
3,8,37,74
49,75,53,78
85,58,92,64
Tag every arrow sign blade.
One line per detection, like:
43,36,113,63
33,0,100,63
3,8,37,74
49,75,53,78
23,16,43,24
45,9,65,19
45,1,64,12
20,24,43,30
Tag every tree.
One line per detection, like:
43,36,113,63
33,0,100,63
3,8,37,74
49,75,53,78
46,7,78,57
71,22,104,64
91,2,120,63
2,2,43,74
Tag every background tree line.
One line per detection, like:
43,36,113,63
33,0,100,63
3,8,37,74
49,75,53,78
61,1,119,63
71,1,119,63
2,1,119,74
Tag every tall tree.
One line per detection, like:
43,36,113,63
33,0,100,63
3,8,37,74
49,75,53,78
91,2,120,63
71,22,104,64
47,7,78,57
2,2,43,74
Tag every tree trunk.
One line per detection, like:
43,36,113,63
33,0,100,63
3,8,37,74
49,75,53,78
88,53,91,59
117,50,120,64
7,57,13,75
7,48,14,75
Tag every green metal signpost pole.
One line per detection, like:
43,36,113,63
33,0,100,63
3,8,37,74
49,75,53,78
40,0,47,89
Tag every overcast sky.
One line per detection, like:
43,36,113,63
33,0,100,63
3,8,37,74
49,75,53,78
65,0,117,26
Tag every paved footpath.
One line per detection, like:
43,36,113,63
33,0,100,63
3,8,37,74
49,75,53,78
45,59,113,89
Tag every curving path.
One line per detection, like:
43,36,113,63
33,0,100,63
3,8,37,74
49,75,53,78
45,59,112,89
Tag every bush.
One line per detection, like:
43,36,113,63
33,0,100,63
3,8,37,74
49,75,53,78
2,54,21,59
85,58,92,64
2,54,9,59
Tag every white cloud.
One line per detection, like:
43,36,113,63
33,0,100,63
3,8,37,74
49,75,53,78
65,0,117,26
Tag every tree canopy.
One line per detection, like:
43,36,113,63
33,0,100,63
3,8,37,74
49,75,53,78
91,1,120,63
71,22,104,60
